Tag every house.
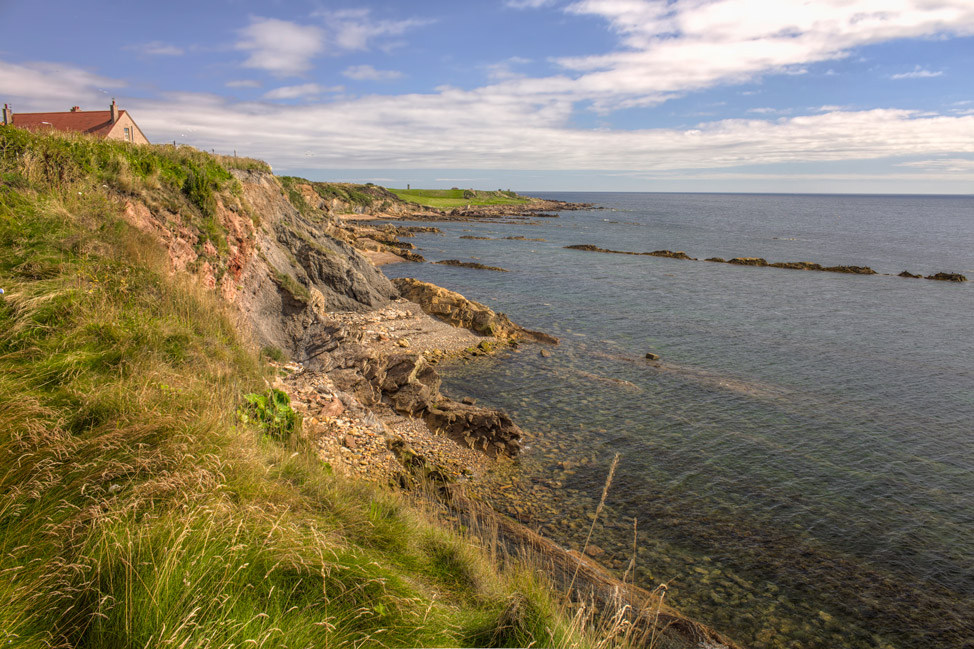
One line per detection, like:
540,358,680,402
2,100,149,144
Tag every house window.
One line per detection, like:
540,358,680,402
124,127,131,141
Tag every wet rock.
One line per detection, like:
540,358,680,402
899,270,922,278
424,401,522,458
769,261,823,271
461,396,477,405
433,259,509,272
395,250,426,263
648,249,694,260
728,257,769,267
925,272,967,282
705,257,726,263
645,352,661,361
564,244,694,260
821,265,876,275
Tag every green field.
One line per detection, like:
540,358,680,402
387,187,530,209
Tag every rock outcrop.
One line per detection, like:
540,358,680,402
313,329,522,457
229,170,399,358
392,277,558,344
926,272,967,282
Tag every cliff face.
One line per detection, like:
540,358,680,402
120,168,399,362
229,170,397,359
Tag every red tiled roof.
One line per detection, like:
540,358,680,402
11,110,130,137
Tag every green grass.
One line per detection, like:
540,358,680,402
0,126,638,648
387,188,529,209
279,176,380,217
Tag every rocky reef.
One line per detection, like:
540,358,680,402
565,244,695,259
567,243,966,282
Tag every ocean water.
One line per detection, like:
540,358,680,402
380,193,974,649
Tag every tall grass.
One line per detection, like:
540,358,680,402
2,127,695,648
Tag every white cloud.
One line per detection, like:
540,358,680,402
124,86,974,175
896,158,974,172
505,0,558,8
236,17,325,76
342,65,402,81
226,80,262,89
7,57,974,191
315,8,432,52
0,60,125,108
485,57,533,81
128,41,184,56
263,83,343,99
549,0,974,109
890,65,944,79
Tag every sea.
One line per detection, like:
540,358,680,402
379,192,974,649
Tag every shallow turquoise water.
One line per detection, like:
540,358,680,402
381,193,974,649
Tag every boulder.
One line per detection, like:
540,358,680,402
424,401,522,458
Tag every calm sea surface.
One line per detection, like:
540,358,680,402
380,193,974,649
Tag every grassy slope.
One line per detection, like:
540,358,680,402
386,188,529,209
0,128,609,648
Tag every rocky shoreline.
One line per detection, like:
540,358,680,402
123,168,733,648
276,284,740,649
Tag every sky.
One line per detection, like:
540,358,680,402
1,0,973,193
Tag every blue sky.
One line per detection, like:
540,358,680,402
1,0,973,193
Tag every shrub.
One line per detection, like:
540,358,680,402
240,389,300,440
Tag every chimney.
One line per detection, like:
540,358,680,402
2,104,11,125
110,99,119,123
70,106,81,112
